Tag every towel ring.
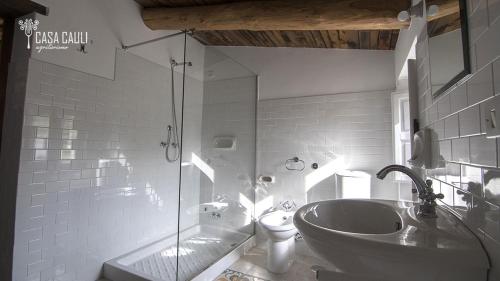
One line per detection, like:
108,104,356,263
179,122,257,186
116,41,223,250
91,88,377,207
285,157,305,171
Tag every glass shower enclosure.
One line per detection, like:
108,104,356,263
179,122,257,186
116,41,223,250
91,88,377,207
104,33,257,281
175,42,257,280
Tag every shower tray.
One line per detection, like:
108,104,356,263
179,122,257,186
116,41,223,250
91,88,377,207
103,225,255,281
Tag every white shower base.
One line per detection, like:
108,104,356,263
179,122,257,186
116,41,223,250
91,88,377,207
104,225,255,281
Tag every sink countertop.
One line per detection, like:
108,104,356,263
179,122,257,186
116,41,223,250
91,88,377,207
294,199,490,269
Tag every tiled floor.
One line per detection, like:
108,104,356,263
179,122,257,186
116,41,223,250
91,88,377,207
224,246,331,281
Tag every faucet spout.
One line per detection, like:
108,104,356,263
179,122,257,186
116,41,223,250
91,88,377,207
376,164,444,218
376,165,427,196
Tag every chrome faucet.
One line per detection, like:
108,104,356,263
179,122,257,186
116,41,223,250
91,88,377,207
279,200,296,212
376,165,444,218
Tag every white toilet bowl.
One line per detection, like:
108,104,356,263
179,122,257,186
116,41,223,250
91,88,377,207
259,210,297,274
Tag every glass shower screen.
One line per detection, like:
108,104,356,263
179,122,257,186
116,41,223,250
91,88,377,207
175,43,257,280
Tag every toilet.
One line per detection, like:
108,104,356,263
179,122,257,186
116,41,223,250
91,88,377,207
258,210,297,274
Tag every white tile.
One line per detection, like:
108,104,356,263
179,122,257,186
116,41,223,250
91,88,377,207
469,0,483,14
58,170,81,181
428,103,439,123
24,116,50,128
437,93,451,119
475,19,500,68
470,135,497,166
446,162,461,187
467,65,494,105
489,0,500,26
469,0,490,43
444,114,460,139
439,182,455,206
45,181,69,193
459,105,482,136
452,137,470,163
480,94,500,134
433,120,445,140
494,59,500,95
13,54,207,281
450,84,468,112
440,140,452,161
24,104,38,116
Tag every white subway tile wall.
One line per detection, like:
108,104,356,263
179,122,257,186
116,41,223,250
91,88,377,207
418,0,500,279
256,91,398,216
12,52,203,281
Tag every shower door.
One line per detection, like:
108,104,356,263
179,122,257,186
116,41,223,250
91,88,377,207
175,44,257,281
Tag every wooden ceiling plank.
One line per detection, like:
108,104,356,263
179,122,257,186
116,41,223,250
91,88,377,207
327,31,341,48
377,30,391,50
311,31,328,48
359,31,370,49
318,31,334,48
369,31,379,49
389,30,399,49
338,30,359,49
141,0,411,31
241,30,260,46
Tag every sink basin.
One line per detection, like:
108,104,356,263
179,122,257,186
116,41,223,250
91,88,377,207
302,200,402,234
294,199,489,281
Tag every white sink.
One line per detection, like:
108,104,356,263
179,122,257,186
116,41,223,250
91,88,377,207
294,199,490,281
302,199,402,234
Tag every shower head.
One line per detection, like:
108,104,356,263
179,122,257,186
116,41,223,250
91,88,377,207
170,58,193,67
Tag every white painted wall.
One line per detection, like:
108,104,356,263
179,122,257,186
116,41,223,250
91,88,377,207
216,46,396,100
31,0,205,80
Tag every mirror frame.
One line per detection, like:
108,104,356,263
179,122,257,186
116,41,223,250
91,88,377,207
430,0,471,99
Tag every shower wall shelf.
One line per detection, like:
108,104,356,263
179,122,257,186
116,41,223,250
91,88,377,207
214,136,237,150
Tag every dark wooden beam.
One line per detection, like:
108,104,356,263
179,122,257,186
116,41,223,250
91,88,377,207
0,0,48,18
142,0,411,31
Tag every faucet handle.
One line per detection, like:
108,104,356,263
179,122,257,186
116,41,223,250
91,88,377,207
279,200,296,212
425,179,433,188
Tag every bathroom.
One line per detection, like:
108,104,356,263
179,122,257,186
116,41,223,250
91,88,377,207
0,0,499,280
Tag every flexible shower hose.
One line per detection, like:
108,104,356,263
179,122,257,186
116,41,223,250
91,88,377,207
166,66,180,162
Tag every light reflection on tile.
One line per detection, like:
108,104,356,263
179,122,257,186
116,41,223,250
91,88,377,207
440,183,455,206
454,188,472,218
461,165,484,197
446,162,461,187
484,168,500,206
60,150,76,160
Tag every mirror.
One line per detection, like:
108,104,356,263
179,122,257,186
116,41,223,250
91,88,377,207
427,0,470,98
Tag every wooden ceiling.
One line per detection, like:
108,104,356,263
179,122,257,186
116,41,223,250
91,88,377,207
135,0,406,50
193,30,399,50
